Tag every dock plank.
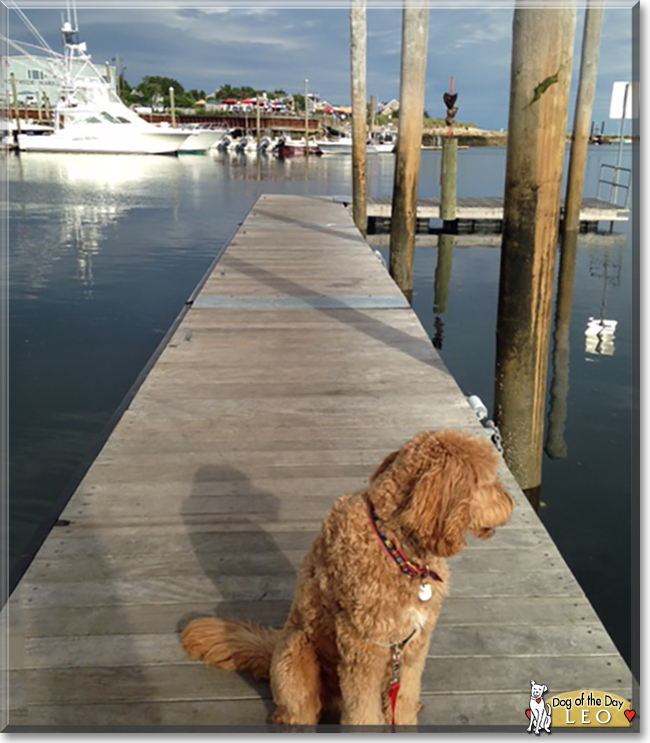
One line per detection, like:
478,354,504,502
7,194,632,729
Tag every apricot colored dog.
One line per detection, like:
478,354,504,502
181,430,513,726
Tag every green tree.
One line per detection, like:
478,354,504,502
134,76,187,107
293,93,305,112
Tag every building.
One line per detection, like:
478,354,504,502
1,54,116,107
378,98,400,117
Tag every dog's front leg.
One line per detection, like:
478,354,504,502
338,650,388,725
335,618,387,725
393,632,430,726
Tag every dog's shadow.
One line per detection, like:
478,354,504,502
177,464,313,722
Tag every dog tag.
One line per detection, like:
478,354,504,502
418,582,432,602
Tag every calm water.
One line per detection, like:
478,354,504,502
6,145,635,666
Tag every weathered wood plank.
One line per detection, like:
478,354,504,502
16,568,587,612
17,596,602,638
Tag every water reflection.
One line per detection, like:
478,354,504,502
546,231,578,460
432,233,454,349
9,153,184,296
585,243,622,356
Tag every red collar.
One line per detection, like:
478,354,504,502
368,505,443,583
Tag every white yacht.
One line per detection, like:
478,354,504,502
316,136,378,155
17,105,188,154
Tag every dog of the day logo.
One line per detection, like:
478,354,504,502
525,683,635,731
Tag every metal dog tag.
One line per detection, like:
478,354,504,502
418,582,432,602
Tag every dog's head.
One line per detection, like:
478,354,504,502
368,430,513,558
531,680,548,699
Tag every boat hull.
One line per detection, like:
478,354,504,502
17,128,187,155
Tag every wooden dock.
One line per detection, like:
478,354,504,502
5,195,633,730
359,195,630,227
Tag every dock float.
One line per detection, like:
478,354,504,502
5,195,633,730
331,196,629,232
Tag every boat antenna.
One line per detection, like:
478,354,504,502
5,0,55,56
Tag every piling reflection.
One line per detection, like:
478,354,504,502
546,230,578,460
432,232,454,349
546,233,624,460
585,244,622,356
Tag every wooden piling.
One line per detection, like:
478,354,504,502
389,1,429,299
493,6,577,492
304,78,309,159
440,138,457,229
10,73,20,136
169,86,176,128
350,0,367,237
563,2,603,236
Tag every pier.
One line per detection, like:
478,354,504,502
6,195,632,729
360,196,629,234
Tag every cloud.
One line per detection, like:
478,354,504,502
6,4,637,131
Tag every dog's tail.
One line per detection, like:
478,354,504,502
180,618,281,681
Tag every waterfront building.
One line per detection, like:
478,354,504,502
1,54,117,106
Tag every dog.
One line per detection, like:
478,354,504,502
528,680,552,734
180,430,514,726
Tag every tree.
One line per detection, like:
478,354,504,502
293,93,305,112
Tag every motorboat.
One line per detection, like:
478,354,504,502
273,136,322,157
16,105,188,154
316,136,379,155
6,11,222,154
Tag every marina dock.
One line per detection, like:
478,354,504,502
359,196,630,232
6,195,633,729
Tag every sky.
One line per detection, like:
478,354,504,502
4,2,636,132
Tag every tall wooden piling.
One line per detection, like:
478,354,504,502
169,86,176,128
350,0,367,237
563,3,603,236
389,1,429,299
440,138,457,229
304,78,310,159
10,73,21,136
548,3,603,460
493,6,577,492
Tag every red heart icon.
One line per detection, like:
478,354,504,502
625,710,635,722
525,710,531,719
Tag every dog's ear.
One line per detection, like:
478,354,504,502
399,442,473,557
531,680,536,687
369,449,400,483
542,685,548,694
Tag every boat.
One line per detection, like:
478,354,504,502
53,20,223,153
16,105,188,154
6,10,221,154
316,136,379,155
273,136,322,157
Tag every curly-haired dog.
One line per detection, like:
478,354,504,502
180,430,514,726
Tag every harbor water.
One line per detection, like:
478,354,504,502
6,145,634,667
